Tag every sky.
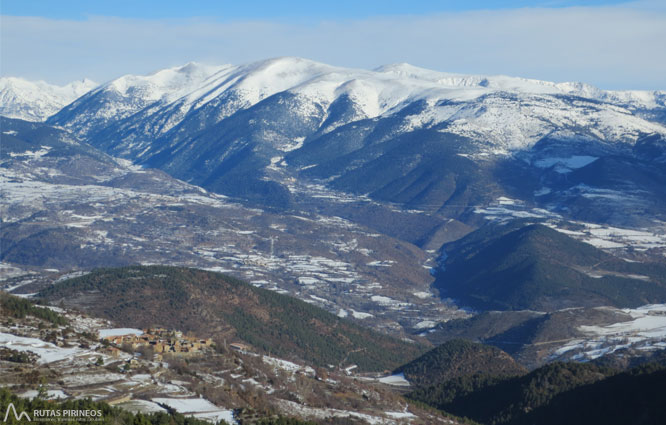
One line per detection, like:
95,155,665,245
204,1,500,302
1,0,665,90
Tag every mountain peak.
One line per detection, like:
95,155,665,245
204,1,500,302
0,76,97,121
239,56,340,84
375,62,446,78
101,62,231,103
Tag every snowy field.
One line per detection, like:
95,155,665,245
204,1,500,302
377,373,410,387
0,332,86,364
152,398,236,425
98,328,144,338
474,196,666,255
552,304,666,361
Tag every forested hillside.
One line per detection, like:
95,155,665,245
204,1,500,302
39,266,427,371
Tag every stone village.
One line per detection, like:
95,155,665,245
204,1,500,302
101,328,213,358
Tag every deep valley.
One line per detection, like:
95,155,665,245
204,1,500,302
2,58,666,424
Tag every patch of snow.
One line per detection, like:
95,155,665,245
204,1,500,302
385,410,416,419
62,373,125,386
377,373,410,387
152,397,221,413
98,328,144,338
350,310,374,319
534,156,598,172
414,320,436,329
583,238,626,249
581,305,666,339
309,294,329,303
298,277,319,285
152,397,236,424
0,332,86,364
18,389,68,400
193,410,237,424
117,400,168,414
366,260,394,267
551,304,666,361
534,187,552,196
371,295,395,305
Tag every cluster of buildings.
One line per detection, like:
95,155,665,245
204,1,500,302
101,328,213,357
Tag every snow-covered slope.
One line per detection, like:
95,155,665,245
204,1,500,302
43,57,666,221
50,57,666,154
0,77,97,121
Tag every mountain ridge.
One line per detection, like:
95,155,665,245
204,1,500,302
0,76,97,121
433,222,666,311
37,57,666,217
49,57,666,148
396,339,527,388
406,361,666,425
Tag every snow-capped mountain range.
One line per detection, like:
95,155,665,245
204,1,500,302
4,57,666,378
46,57,666,152
3,57,666,226
3,57,665,154
0,77,98,122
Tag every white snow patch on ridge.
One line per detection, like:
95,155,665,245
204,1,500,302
548,221,666,253
551,304,666,361
351,310,374,319
534,156,598,172
414,320,437,329
580,304,666,339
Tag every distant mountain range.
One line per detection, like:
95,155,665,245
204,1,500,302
4,58,665,221
0,77,97,121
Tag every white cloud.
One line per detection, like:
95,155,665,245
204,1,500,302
1,3,664,89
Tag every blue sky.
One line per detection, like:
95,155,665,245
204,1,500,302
1,1,632,20
2,1,665,89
